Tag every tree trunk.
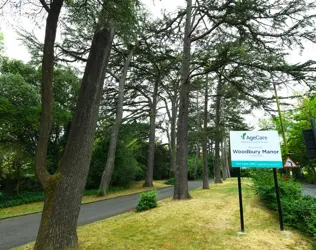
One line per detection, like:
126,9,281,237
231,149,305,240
99,47,134,195
224,138,231,178
202,77,209,189
170,98,177,172
194,91,200,179
221,140,227,180
174,0,192,200
214,76,223,184
144,78,159,187
34,0,64,191
194,144,200,179
34,26,115,250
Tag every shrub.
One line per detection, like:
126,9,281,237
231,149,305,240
96,189,105,197
251,169,316,237
164,177,175,185
0,192,45,208
136,189,157,212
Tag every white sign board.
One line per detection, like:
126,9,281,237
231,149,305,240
230,131,283,168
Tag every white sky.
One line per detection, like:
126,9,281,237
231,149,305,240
1,0,316,129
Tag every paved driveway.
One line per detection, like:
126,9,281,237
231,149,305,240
302,184,316,197
0,181,206,249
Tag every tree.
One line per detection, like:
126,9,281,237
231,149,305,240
0,66,40,194
99,45,135,195
260,96,316,183
174,0,192,200
0,55,80,196
31,0,139,248
35,25,116,250
202,76,209,189
159,0,316,196
214,73,223,183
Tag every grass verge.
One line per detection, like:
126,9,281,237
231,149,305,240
0,180,170,219
17,179,315,250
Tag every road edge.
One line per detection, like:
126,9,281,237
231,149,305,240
0,185,174,221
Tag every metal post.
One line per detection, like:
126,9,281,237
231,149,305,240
273,168,284,231
237,167,245,232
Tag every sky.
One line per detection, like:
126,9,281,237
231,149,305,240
1,0,316,129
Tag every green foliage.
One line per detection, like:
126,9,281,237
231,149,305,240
86,126,145,189
164,177,175,185
135,141,171,180
260,96,316,184
188,156,202,180
0,192,44,208
136,189,157,212
0,58,80,194
251,170,316,237
96,189,105,197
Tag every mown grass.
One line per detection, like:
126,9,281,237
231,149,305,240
0,180,170,219
17,179,314,250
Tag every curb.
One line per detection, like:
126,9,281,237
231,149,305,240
0,185,173,221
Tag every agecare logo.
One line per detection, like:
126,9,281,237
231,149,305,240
241,133,268,141
241,133,247,140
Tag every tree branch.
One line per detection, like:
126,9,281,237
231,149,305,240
39,0,50,13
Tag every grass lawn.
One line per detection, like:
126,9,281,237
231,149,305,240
0,180,170,219
17,179,315,250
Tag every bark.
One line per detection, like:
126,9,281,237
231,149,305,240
174,0,192,200
34,26,115,250
34,0,64,191
221,140,227,180
144,78,159,187
170,98,177,172
99,47,134,195
202,78,209,189
194,144,200,179
163,90,177,174
194,92,200,179
214,76,223,184
224,138,231,178
166,126,173,173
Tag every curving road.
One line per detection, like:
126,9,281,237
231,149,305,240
0,181,205,249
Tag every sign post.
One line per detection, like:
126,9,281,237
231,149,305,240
273,168,284,231
230,131,284,233
237,167,245,232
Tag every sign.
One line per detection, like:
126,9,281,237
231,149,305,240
230,131,282,168
302,129,316,159
283,157,298,168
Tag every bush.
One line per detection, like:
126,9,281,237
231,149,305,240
136,189,157,212
96,189,104,197
282,195,316,236
0,192,44,208
164,177,175,185
251,169,316,237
